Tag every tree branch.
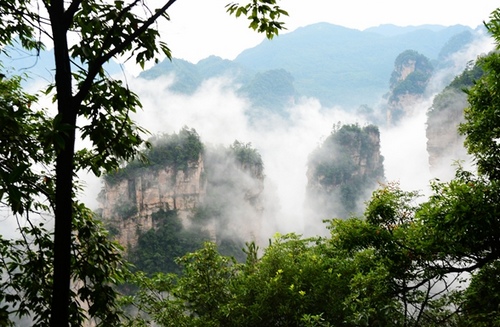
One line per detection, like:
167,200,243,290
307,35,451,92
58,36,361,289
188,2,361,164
64,0,83,28
73,0,177,107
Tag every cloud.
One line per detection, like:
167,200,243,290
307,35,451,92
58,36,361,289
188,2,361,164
79,32,495,238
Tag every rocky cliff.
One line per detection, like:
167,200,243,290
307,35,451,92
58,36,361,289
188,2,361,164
426,61,483,176
99,155,206,249
305,124,385,229
98,129,267,268
387,50,433,125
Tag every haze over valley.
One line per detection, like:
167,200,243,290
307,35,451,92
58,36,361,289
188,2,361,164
91,23,491,235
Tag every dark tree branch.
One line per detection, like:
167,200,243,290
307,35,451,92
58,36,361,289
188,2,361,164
64,0,83,28
73,0,177,107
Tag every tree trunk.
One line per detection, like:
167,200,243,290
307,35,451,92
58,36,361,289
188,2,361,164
49,1,76,326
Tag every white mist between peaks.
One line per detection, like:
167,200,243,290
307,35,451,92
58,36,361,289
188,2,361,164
75,31,494,237
124,76,363,234
117,75,403,235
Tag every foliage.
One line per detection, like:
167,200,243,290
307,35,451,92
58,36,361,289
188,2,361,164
226,0,288,39
0,202,129,326
460,261,500,326
123,242,238,327
114,201,138,220
459,52,500,180
229,140,264,174
146,128,204,170
0,74,53,215
124,170,500,327
124,230,404,326
130,209,208,275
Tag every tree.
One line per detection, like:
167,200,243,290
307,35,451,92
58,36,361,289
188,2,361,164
459,52,500,180
0,0,287,325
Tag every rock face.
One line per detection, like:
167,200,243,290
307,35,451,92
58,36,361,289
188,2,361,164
387,50,433,125
306,124,385,230
426,62,482,176
200,143,266,244
99,155,206,248
426,89,468,174
98,131,267,256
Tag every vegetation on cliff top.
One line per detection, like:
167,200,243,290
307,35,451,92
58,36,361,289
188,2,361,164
103,127,204,185
389,49,433,101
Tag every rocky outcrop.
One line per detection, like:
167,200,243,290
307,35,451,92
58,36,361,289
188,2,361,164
426,61,483,176
306,124,384,226
98,133,268,254
99,155,206,248
387,50,433,125
426,89,468,174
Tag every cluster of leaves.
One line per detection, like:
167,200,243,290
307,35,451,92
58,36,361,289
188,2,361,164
113,201,138,220
226,0,288,39
0,75,53,215
0,202,128,326
459,52,500,180
229,140,264,175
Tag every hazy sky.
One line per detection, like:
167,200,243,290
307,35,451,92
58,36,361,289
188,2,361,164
161,0,499,63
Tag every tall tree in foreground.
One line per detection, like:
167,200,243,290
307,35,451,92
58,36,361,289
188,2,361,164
0,0,287,325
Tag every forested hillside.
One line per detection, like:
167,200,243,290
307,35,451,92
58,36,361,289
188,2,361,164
139,23,477,109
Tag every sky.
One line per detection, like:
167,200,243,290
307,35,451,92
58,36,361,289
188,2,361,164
160,0,499,63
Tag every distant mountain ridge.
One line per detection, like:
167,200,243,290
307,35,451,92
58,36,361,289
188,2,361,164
140,22,478,110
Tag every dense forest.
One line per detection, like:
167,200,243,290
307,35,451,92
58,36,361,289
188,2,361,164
2,1,500,326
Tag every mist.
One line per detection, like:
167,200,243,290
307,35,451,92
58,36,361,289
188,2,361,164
80,31,493,241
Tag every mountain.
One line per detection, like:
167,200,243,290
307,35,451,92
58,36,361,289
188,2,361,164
139,55,253,94
386,50,434,124
234,23,474,107
140,23,476,110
